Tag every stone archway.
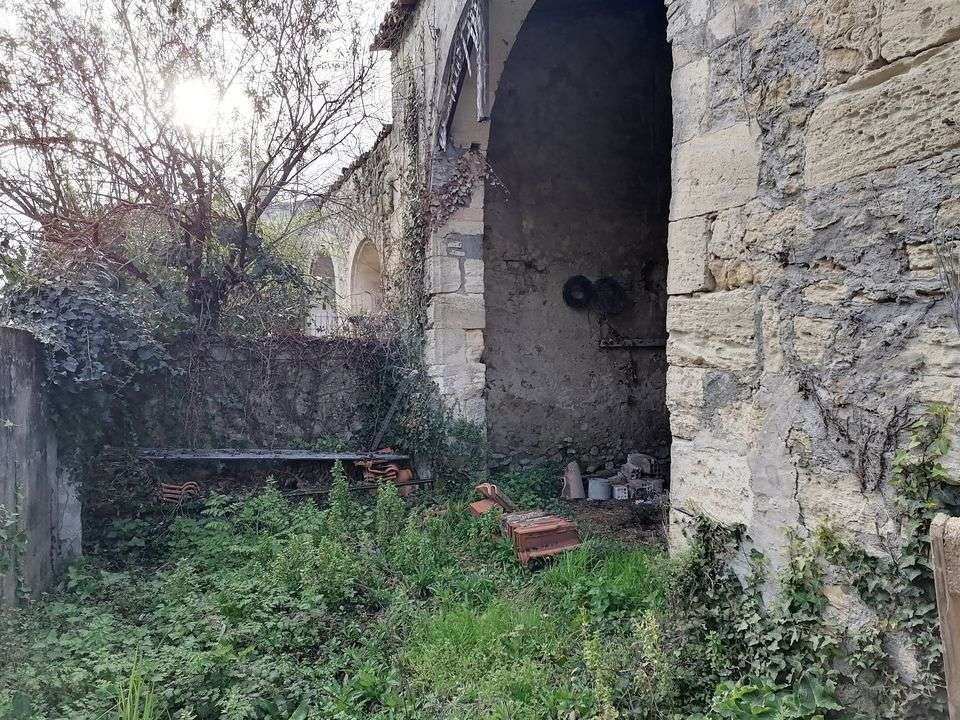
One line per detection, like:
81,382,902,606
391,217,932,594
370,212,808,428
349,240,383,314
482,0,673,471
307,252,337,334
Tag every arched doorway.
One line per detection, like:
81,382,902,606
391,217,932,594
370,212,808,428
483,0,672,470
350,240,384,314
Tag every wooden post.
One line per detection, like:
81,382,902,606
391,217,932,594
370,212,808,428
931,513,960,719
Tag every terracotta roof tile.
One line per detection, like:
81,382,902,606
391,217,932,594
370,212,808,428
371,0,420,51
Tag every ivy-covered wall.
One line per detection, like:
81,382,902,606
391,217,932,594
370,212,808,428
0,328,80,605
128,336,388,450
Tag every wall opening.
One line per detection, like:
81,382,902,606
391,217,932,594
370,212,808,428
483,0,672,472
307,252,337,335
349,240,384,314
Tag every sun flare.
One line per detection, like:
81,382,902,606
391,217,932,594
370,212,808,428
172,78,221,134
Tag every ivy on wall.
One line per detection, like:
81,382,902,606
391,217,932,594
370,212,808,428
1,277,171,464
650,404,956,718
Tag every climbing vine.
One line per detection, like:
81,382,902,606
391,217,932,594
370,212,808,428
820,403,955,718
0,493,27,600
653,404,955,718
354,65,487,484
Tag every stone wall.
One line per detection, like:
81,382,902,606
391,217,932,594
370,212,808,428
0,328,81,604
358,0,960,574
131,337,387,449
662,0,960,573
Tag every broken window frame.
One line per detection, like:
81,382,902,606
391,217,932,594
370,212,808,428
436,0,489,150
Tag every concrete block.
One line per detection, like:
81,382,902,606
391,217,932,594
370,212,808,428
881,0,960,61
805,42,960,187
670,122,760,220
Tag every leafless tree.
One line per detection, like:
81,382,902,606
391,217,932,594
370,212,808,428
0,0,379,327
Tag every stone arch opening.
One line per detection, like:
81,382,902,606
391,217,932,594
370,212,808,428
307,251,337,334
483,0,673,472
349,240,384,314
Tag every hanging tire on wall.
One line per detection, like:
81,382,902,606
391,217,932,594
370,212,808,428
562,275,595,309
594,277,628,316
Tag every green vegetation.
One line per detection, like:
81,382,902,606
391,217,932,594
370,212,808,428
2,402,954,720
0,475,667,720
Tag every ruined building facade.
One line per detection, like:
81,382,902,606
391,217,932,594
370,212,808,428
309,0,960,567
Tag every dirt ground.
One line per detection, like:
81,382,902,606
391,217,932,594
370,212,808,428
564,499,667,547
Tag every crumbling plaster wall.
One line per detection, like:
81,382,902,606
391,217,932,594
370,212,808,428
482,0,672,469
371,0,960,570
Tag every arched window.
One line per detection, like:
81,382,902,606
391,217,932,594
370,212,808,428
349,240,383,314
307,251,337,334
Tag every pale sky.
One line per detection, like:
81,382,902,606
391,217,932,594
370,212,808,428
0,0,396,252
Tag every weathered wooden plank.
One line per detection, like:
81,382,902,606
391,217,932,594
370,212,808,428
138,448,410,462
931,513,960,719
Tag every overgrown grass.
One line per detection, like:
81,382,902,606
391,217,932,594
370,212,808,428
0,464,861,720
0,474,668,720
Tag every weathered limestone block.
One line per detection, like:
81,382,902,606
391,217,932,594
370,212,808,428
760,300,785,374
899,319,960,402
802,0,881,84
805,41,960,187
426,361,487,422
702,204,785,289
667,289,757,370
667,216,713,294
798,466,891,538
802,279,849,305
465,329,484,363
672,58,709,143
881,0,960,61
426,255,462,294
906,242,938,279
671,436,753,526
463,259,484,294
665,365,708,440
670,122,760,220
426,293,485,330
707,3,737,48
708,258,754,290
938,197,960,233
424,328,468,366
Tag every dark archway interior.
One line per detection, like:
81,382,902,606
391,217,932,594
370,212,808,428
483,0,672,470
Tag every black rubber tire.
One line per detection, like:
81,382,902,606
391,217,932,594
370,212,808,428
562,275,595,309
594,276,628,316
